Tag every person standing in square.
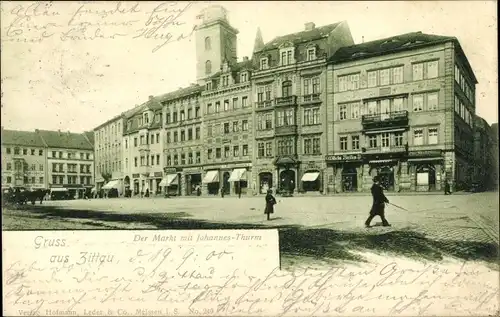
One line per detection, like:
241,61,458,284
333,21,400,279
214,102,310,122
365,176,391,228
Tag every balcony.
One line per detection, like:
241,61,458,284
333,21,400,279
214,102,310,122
255,100,274,112
361,110,409,130
275,125,298,136
275,95,297,107
138,143,150,152
302,94,321,105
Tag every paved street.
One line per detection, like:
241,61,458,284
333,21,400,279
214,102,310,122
3,192,498,268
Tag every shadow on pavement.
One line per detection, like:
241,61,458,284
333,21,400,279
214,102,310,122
6,205,499,265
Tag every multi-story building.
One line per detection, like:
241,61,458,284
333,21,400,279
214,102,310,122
250,21,354,194
196,6,254,196
1,128,48,190
36,129,94,198
161,86,204,196
490,123,499,190
93,113,125,192
473,115,494,190
326,32,477,193
123,96,164,196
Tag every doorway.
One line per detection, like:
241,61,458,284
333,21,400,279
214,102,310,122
342,166,358,192
259,172,273,194
279,169,296,193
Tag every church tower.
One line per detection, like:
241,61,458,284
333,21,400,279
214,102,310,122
195,5,239,84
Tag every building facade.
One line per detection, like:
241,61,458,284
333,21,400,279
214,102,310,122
327,32,477,193
473,115,494,190
1,128,48,190
123,97,164,196
94,114,125,192
36,130,94,198
251,21,354,195
161,86,204,196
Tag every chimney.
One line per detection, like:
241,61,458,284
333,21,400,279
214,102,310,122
305,22,315,31
243,56,249,62
148,95,154,100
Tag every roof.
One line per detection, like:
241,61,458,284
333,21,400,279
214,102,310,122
36,130,93,150
161,84,203,103
209,59,254,79
93,113,124,131
1,129,45,147
83,131,94,145
329,31,478,83
258,22,342,52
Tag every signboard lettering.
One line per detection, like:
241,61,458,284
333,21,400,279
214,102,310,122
325,154,361,161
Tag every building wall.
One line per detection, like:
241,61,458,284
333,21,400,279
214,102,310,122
47,148,94,196
94,117,124,189
1,145,48,189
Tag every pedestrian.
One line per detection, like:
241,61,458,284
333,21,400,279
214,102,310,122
221,185,225,198
264,189,277,221
365,176,391,228
444,179,452,195
145,188,150,198
238,182,242,199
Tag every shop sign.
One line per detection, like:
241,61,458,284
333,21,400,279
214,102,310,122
153,172,163,177
325,154,362,162
408,150,442,158
132,173,140,178
164,167,182,174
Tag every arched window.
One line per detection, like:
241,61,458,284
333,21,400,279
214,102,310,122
282,80,292,97
205,60,212,75
205,37,211,50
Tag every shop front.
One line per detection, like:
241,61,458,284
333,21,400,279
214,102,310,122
102,179,123,197
151,171,163,195
228,168,248,196
274,155,299,195
407,150,444,192
258,171,273,194
185,168,202,196
160,168,181,196
203,170,220,195
326,154,363,193
132,173,140,195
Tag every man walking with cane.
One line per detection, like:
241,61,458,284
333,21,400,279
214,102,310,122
365,175,391,228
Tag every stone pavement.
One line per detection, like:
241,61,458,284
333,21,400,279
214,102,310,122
44,192,499,244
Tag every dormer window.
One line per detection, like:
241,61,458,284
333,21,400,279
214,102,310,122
280,49,294,66
307,47,316,61
260,58,268,70
143,113,149,124
127,120,132,130
138,117,143,126
240,72,248,83
222,75,229,87
206,81,212,90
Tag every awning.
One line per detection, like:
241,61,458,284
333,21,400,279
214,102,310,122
408,157,443,162
301,172,320,182
369,159,396,164
102,180,121,190
159,174,178,187
51,188,68,192
228,168,247,182
202,170,219,183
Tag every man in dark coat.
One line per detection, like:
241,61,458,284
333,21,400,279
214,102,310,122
365,176,391,228
264,189,277,221
444,179,452,195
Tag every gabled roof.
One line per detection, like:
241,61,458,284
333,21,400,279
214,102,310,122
258,22,342,52
1,129,45,147
161,84,203,103
208,59,254,80
83,131,94,146
36,130,93,150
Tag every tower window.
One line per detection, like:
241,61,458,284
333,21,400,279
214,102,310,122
205,60,212,75
205,37,211,50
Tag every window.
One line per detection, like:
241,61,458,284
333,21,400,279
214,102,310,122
393,66,404,84
39,149,43,156
413,63,424,81
428,128,438,144
222,76,229,87
187,153,193,164
265,142,272,157
207,103,213,114
257,86,264,102
195,106,200,118
14,147,20,155
380,99,390,114
282,80,292,97
181,154,186,165
232,121,239,132
196,152,201,163
379,69,390,86
306,48,316,61
207,149,213,160
232,98,239,109
312,138,320,154
258,143,265,157
224,123,230,134
367,71,377,88
277,138,294,155
187,108,192,119
351,102,360,119
338,76,348,92
260,58,268,70
181,130,186,141
427,93,438,111
6,163,12,170
39,164,44,171
242,96,248,108
188,128,193,140
381,133,390,148
242,120,248,131
224,100,229,111
215,148,221,158
304,107,320,125
394,132,404,147
427,61,438,79
205,60,212,74
393,98,404,112
195,127,200,139
166,132,171,143
240,72,248,83
339,105,348,120
205,36,211,50
367,101,377,115
413,95,424,112
368,135,377,148
455,65,460,83
134,157,138,167
233,146,239,157
30,149,35,155
340,136,348,150
351,135,360,150
224,146,230,158
173,112,178,122
281,49,293,66
304,139,311,154
265,113,273,129
173,131,178,142
215,101,220,113
413,129,424,146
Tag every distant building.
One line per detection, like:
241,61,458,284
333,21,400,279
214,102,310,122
251,21,354,195
327,32,478,193
122,96,164,196
490,122,498,189
35,129,94,198
1,128,48,190
161,86,204,196
473,115,494,190
93,113,126,192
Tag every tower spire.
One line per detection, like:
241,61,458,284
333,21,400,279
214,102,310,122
253,27,264,53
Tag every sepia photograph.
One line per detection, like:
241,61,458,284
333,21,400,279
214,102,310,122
1,1,498,316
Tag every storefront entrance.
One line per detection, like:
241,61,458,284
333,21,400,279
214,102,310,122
279,170,295,193
186,174,202,196
301,170,321,192
133,180,139,195
222,171,230,195
259,172,273,194
416,164,436,191
371,165,395,191
342,166,358,192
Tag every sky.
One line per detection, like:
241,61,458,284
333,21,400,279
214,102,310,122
1,1,497,132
